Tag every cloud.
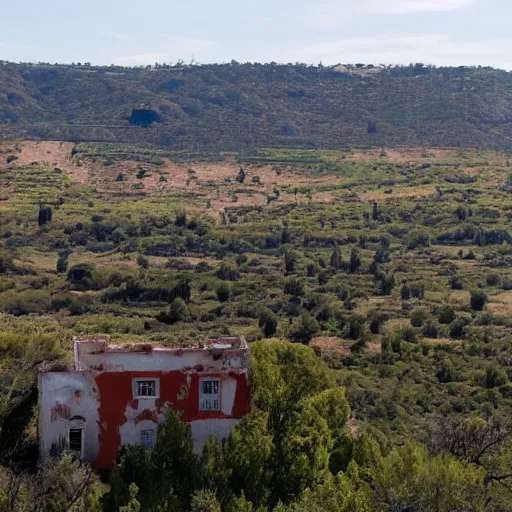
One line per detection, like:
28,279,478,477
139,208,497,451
306,0,474,29
293,33,512,69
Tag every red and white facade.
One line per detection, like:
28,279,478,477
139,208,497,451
38,336,250,470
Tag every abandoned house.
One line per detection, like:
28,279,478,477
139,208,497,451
38,335,250,470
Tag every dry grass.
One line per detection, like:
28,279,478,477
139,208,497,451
422,337,452,345
309,337,350,356
358,186,436,202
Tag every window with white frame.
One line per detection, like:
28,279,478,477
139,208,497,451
199,378,220,412
133,378,159,399
141,429,156,448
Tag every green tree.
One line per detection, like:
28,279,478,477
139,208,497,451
56,252,69,273
152,410,200,508
199,437,232,506
236,167,246,184
224,411,273,507
330,246,343,270
284,250,297,274
119,483,141,512
216,282,231,302
258,308,278,338
279,405,332,500
281,470,371,512
349,248,361,273
157,298,191,324
190,489,221,512
136,253,149,269
438,305,456,324
372,442,487,512
289,312,319,343
470,290,488,311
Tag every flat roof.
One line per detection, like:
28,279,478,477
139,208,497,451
73,336,248,354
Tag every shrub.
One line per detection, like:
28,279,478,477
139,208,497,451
216,264,240,281
349,248,361,273
175,210,187,227
156,298,191,324
236,167,246,184
450,314,472,339
486,273,501,286
369,312,389,334
484,365,508,389
348,314,366,339
437,360,455,383
438,305,456,325
450,275,464,290
405,231,430,250
284,278,304,297
56,253,69,273
289,312,320,343
258,308,278,337
409,283,425,299
67,263,94,287
38,206,53,226
330,246,343,269
470,290,488,311
410,309,428,328
136,254,149,269
216,282,231,303
284,250,297,274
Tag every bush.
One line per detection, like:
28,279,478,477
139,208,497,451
438,305,456,325
136,254,149,269
156,298,191,324
216,282,231,302
175,210,187,227
405,231,430,250
410,309,428,328
290,312,320,343
67,263,94,287
484,365,508,389
450,314,472,339
284,250,297,274
284,278,304,297
470,290,488,311
369,312,389,334
216,264,240,281
38,206,53,226
258,308,278,337
450,275,464,290
56,253,69,273
487,273,501,286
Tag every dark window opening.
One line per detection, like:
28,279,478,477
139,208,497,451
69,428,83,453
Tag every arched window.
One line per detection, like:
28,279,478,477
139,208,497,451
67,416,86,457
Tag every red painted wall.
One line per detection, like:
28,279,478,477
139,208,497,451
94,370,250,470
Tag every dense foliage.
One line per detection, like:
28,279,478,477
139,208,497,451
1,62,512,149
2,141,512,509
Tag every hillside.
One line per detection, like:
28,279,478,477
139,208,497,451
1,62,512,150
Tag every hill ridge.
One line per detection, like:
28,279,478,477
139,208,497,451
1,62,512,150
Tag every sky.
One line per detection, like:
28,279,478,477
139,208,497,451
1,0,511,69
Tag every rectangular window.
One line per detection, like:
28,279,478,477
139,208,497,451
69,428,83,454
133,379,159,399
141,429,156,448
199,378,220,412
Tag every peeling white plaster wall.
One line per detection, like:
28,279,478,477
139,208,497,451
38,372,99,464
